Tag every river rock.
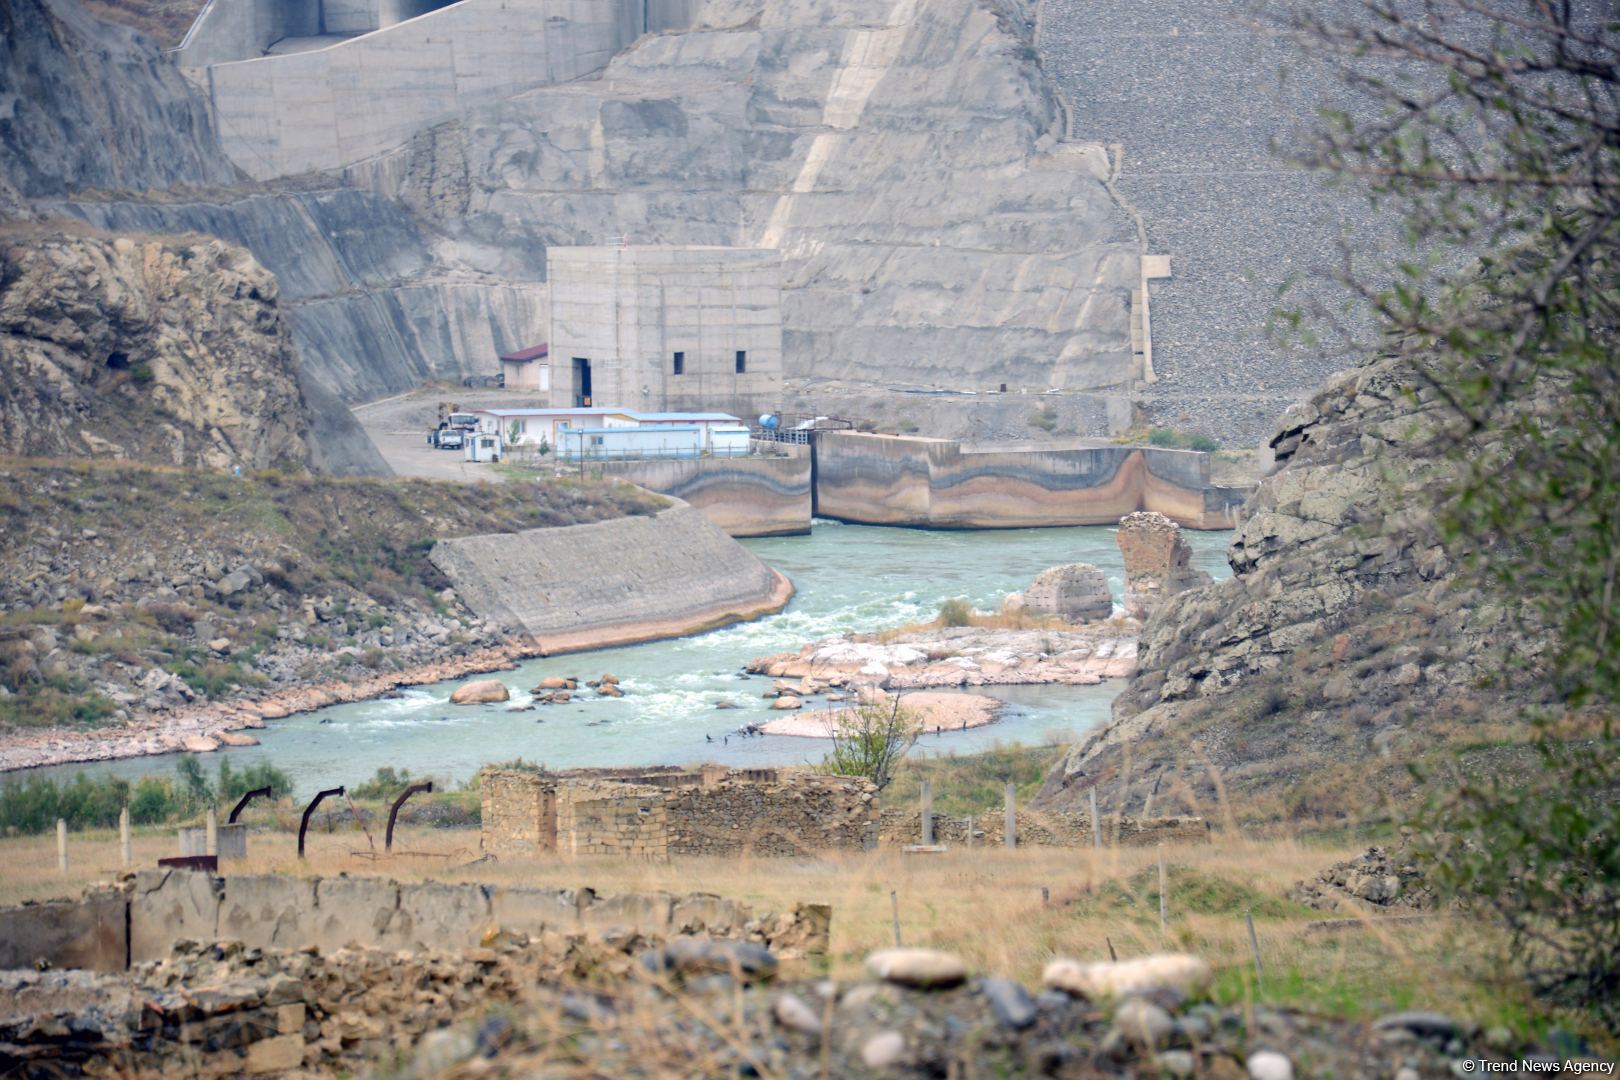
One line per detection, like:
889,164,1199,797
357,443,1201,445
865,948,967,989
1247,1051,1294,1080
861,1031,906,1069
533,676,572,691
772,993,823,1036
182,734,219,753
773,695,802,710
596,683,623,698
450,679,509,704
1112,998,1174,1048
215,731,259,747
1042,954,1211,1000
979,977,1037,1029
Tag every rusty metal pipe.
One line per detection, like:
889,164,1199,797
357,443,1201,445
386,781,434,853
298,787,346,858
228,785,273,824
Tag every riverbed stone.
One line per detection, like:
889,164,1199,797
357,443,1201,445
980,977,1037,1029
865,948,967,989
1247,1050,1294,1080
450,679,509,704
1043,954,1212,1000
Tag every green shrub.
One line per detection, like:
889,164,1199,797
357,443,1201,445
936,597,974,627
1188,434,1219,452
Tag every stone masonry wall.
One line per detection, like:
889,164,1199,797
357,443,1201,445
481,768,876,859
663,775,880,857
555,781,668,860
878,808,1209,848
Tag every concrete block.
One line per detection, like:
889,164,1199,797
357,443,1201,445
0,892,128,972
311,877,403,953
217,875,317,950
131,869,222,963
491,887,583,935
580,891,673,935
394,882,492,950
179,823,247,860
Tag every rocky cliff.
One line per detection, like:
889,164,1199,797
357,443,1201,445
1036,357,1540,824
0,0,236,208
0,231,318,470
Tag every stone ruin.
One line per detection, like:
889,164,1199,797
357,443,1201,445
1289,843,1444,913
1007,563,1115,623
480,767,880,860
878,807,1209,848
1117,511,1214,621
0,872,830,1077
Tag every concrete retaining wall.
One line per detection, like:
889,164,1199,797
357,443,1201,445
195,0,637,178
0,891,128,972
878,808,1209,848
812,431,1246,530
0,871,830,972
600,451,812,537
429,503,792,652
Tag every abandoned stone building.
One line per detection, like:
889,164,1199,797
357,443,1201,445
545,246,785,416
480,767,879,860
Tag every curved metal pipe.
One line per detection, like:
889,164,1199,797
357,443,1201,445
298,786,346,858
228,785,273,824
386,781,434,852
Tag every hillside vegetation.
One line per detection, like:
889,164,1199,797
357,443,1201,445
0,459,665,728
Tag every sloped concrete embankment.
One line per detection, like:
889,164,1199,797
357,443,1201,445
598,450,812,537
813,431,1248,530
0,871,829,973
430,503,793,652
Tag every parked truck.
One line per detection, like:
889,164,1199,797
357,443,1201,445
428,404,479,449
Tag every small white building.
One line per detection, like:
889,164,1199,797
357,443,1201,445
463,431,504,463
470,407,749,458
557,425,703,460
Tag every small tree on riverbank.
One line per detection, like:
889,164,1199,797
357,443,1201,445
819,695,922,792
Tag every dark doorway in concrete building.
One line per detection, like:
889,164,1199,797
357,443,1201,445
572,357,592,407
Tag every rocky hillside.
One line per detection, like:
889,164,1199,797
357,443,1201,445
0,0,236,211
1036,357,1543,825
1,230,315,470
0,461,664,738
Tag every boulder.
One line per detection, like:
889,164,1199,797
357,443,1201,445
865,948,968,989
450,679,509,705
182,734,219,753
215,731,259,747
1019,563,1114,623
1043,953,1212,1000
772,695,802,710
533,676,572,691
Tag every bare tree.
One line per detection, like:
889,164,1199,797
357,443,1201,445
819,693,922,792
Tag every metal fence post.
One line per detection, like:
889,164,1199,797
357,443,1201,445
1004,782,1017,849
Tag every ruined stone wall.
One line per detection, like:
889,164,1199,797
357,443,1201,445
555,781,668,860
812,432,1246,530
877,808,1208,848
480,769,556,855
664,776,880,857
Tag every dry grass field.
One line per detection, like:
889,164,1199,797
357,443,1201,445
0,819,1560,1040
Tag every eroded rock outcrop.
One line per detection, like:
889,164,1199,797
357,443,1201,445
0,232,313,470
1117,511,1211,621
1037,357,1538,822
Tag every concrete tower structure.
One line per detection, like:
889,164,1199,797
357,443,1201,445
546,246,784,416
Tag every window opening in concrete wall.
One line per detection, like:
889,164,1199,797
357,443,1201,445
673,351,685,376
735,350,747,374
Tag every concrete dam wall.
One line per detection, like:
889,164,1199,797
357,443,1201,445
429,502,793,651
185,0,662,179
601,449,812,537
813,431,1248,530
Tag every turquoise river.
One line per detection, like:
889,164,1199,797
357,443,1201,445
34,521,1231,796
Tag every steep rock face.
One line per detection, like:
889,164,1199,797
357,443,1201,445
1036,358,1535,822
0,232,313,469
0,0,237,203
